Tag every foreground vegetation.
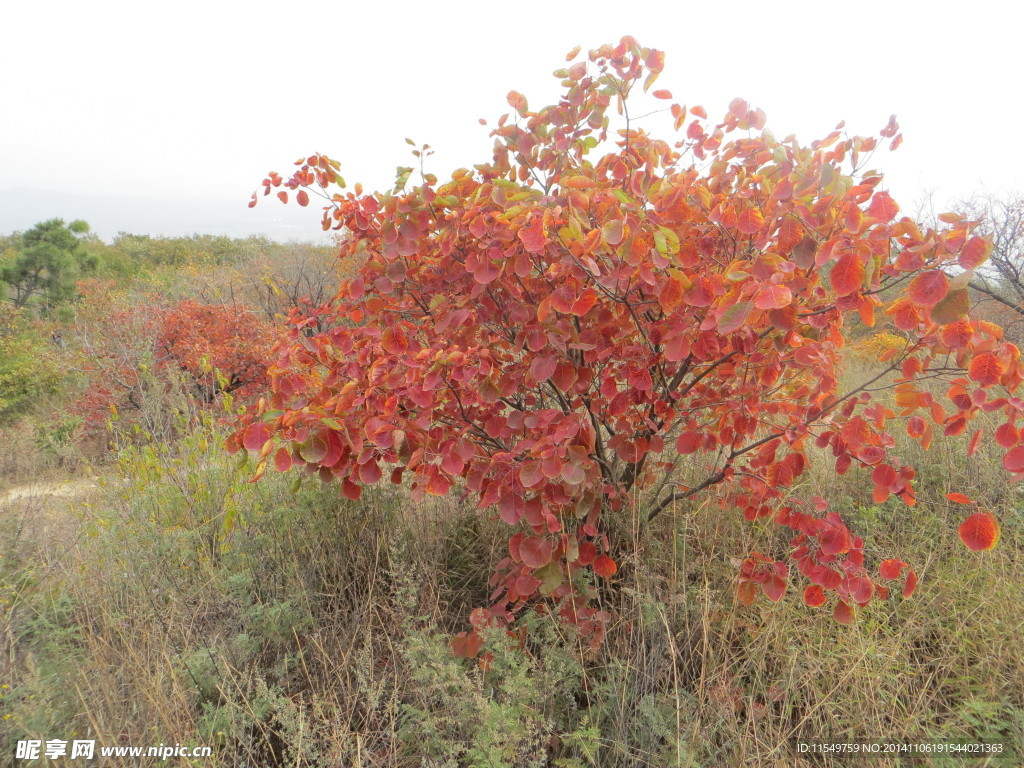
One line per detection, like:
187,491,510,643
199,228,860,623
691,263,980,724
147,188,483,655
1,396,1021,766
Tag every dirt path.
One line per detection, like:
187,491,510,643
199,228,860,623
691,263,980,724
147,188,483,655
1,478,100,506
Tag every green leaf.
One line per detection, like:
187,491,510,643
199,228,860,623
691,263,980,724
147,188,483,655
535,563,564,596
657,225,679,254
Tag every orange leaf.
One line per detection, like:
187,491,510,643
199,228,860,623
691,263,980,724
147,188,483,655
958,512,1000,551
737,208,764,235
830,253,864,296
968,353,1004,386
737,580,756,606
967,429,982,457
570,287,598,316
959,236,992,269
867,191,899,222
858,298,875,327
381,325,409,355
754,284,792,310
296,190,310,207
944,492,973,504
652,89,673,100
907,270,949,306
803,584,826,607
889,299,922,331
593,554,618,578
940,320,973,348
659,273,686,313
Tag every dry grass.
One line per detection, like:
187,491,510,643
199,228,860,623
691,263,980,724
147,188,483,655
1,371,1022,766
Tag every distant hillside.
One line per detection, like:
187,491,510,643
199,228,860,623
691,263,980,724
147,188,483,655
0,187,329,243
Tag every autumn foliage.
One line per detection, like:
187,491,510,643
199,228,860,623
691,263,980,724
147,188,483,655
232,37,1011,648
74,282,272,430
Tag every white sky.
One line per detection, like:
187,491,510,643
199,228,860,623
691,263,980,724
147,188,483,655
2,0,1021,242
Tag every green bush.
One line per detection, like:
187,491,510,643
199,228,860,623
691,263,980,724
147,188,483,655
0,306,63,422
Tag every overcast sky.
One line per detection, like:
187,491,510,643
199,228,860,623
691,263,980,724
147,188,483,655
2,0,1021,242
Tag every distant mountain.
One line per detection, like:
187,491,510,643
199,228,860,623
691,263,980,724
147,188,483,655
0,187,331,243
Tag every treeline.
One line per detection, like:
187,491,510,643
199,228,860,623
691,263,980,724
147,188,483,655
0,219,349,467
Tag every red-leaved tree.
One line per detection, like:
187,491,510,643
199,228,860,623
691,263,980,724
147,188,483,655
230,37,1009,649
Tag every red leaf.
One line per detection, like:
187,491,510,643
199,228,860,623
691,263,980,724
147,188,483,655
273,447,292,472
907,270,949,306
878,559,906,580
762,574,786,602
845,205,863,234
296,190,310,207
902,569,918,598
341,479,362,500
576,540,597,566
683,277,715,307
520,536,553,568
676,431,700,454
530,355,557,383
243,422,271,452
593,554,618,578
996,423,1020,448
518,216,547,253
819,526,850,556
833,601,854,625
652,89,672,100
425,470,452,496
803,584,826,607
849,576,872,605
1004,446,1024,473
958,512,1000,551
857,445,885,466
